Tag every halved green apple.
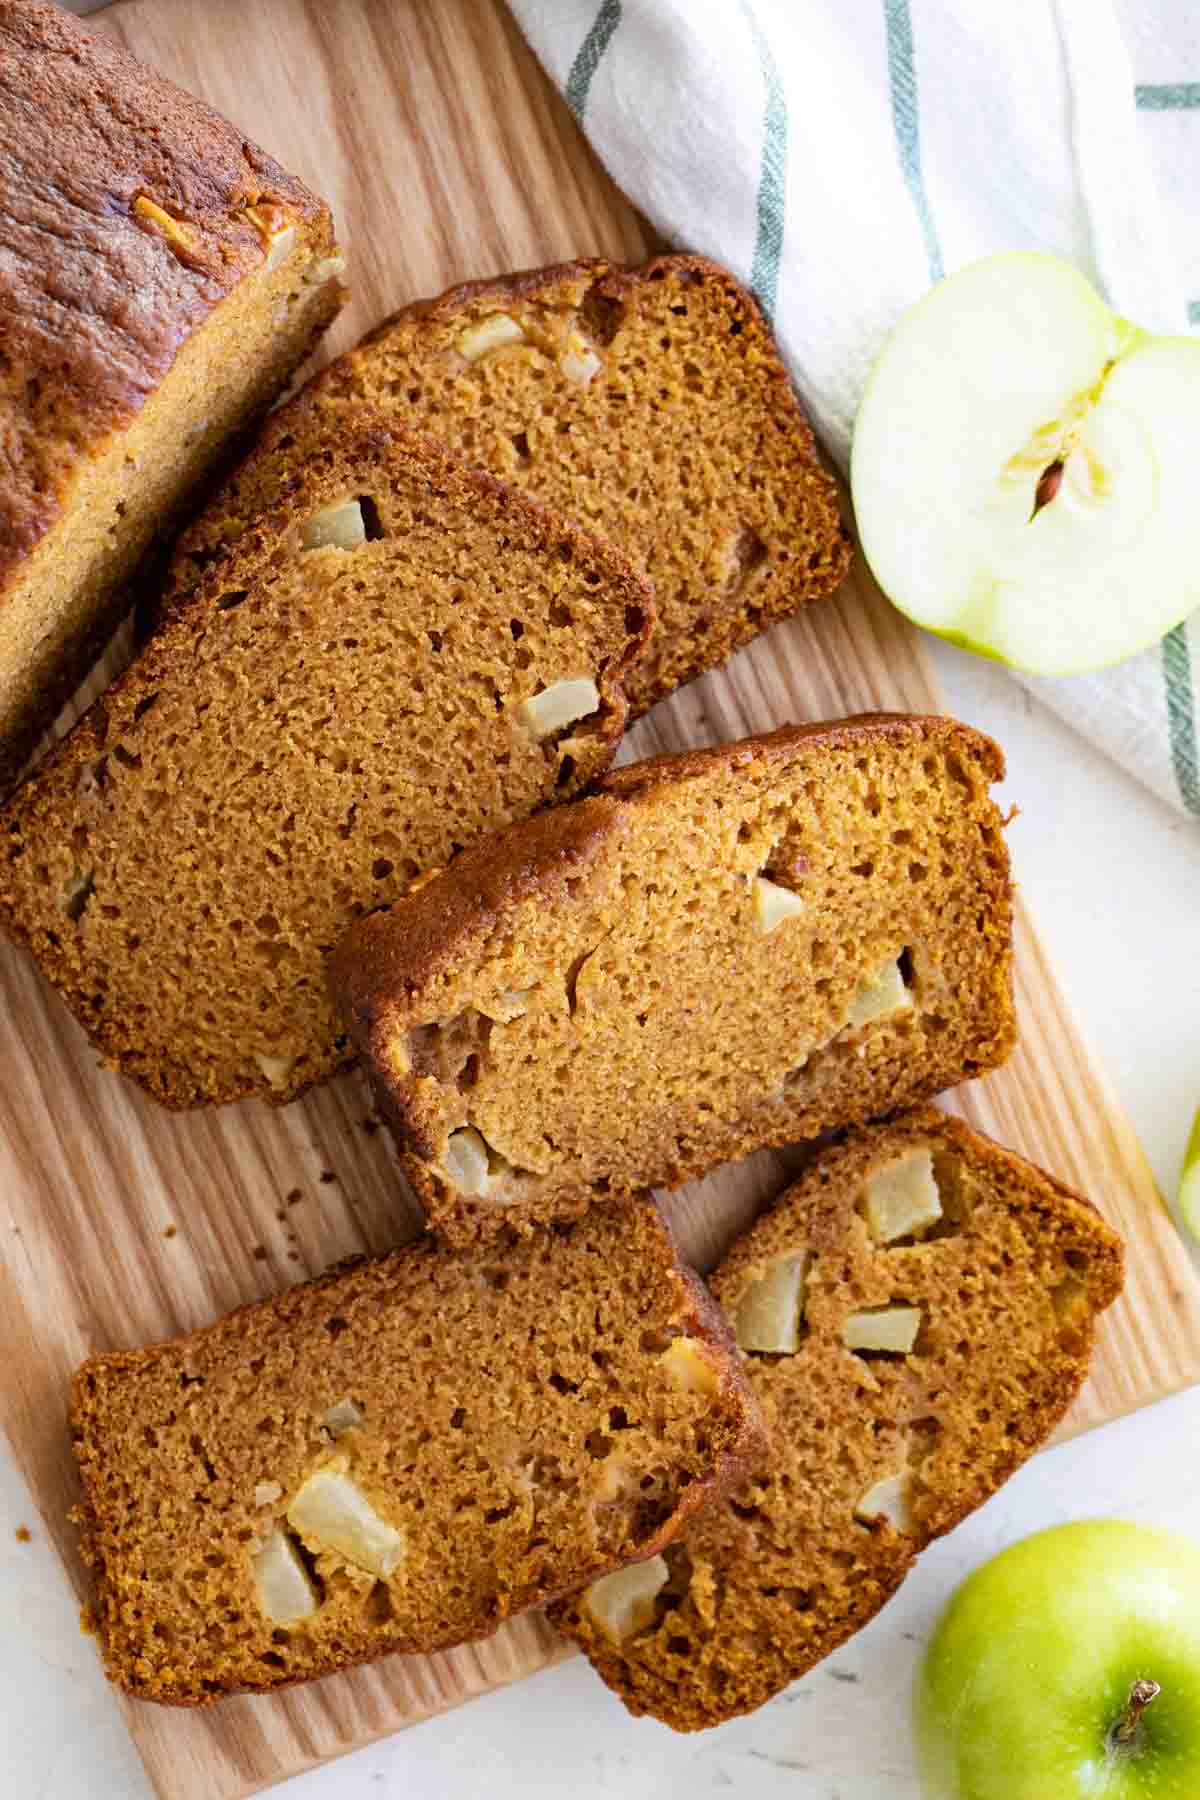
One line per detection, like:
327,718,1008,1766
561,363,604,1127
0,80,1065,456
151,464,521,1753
851,254,1200,674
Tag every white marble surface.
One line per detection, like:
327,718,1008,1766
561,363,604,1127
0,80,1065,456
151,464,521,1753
4,635,1200,1800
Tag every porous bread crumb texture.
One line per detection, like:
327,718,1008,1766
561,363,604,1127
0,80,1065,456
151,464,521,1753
549,1107,1125,1731
70,1197,765,1705
171,254,851,714
332,716,1016,1247
0,0,344,790
0,419,651,1108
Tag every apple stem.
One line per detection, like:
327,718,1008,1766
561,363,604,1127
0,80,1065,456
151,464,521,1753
1107,1679,1161,1757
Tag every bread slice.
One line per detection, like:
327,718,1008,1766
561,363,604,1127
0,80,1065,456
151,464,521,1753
164,255,851,714
0,415,651,1108
331,717,1016,1246
71,1195,765,1706
549,1107,1124,1730
0,0,345,792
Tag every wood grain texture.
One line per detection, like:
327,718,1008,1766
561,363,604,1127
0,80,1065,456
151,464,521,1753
0,0,1195,1794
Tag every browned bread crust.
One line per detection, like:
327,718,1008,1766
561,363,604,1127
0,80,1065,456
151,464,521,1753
165,253,851,711
0,0,344,786
0,416,652,1108
70,1196,765,1705
331,716,1016,1245
549,1107,1125,1729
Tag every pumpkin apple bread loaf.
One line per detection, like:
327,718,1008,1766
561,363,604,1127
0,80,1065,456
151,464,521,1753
165,255,851,713
70,1195,764,1705
0,415,651,1108
331,716,1016,1246
0,0,344,792
551,1107,1124,1730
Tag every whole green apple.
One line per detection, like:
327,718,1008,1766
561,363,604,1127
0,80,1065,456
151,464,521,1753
915,1520,1200,1798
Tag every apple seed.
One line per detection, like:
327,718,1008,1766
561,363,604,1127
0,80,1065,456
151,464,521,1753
1030,459,1064,520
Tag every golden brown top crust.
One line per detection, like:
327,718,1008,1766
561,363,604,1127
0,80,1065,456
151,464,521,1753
0,0,332,582
549,1106,1124,1730
359,253,766,346
596,712,1005,795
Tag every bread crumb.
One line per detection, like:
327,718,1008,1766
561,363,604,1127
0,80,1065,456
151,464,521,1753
252,1245,268,1261
14,1525,31,1543
286,1187,303,1205
163,1224,177,1239
319,1170,338,1185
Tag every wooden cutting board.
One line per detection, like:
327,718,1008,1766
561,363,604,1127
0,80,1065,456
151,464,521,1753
2,1,1197,1795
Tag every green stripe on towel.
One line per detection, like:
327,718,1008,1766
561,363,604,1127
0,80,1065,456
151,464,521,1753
566,0,622,123
1135,83,1200,110
883,0,944,281
1131,80,1200,812
1162,622,1200,817
738,1,788,324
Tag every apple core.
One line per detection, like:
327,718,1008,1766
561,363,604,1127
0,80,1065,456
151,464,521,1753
851,253,1200,675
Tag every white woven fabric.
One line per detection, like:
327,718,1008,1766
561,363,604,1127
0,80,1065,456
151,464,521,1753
509,0,1200,819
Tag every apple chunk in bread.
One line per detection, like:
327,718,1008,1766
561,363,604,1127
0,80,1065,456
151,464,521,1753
733,1251,809,1353
584,1555,670,1643
251,1526,319,1625
851,253,1200,674
287,1462,406,1578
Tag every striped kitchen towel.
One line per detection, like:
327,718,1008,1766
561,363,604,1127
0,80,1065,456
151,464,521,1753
508,0,1200,821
